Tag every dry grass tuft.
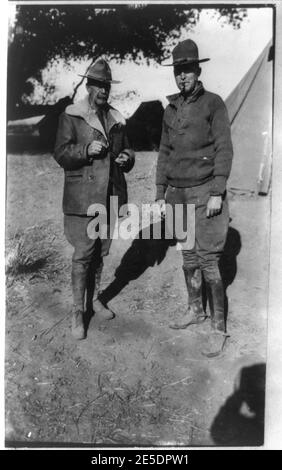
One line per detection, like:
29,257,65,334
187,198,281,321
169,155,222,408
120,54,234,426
6,223,57,276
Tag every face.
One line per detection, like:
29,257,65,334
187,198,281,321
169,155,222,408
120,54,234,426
86,81,111,108
174,63,201,95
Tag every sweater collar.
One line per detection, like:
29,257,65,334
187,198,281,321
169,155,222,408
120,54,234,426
65,96,126,140
167,81,205,107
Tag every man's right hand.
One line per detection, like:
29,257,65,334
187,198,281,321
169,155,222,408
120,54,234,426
88,140,108,157
156,199,166,218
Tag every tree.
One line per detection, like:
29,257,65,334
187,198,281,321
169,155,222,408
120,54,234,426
7,4,247,118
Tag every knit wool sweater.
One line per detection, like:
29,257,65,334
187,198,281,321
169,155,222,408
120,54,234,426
156,82,233,199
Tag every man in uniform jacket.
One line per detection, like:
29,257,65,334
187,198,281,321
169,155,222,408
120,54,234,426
156,39,233,356
54,59,135,340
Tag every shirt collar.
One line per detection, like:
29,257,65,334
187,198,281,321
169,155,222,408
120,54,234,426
167,81,205,107
65,96,126,140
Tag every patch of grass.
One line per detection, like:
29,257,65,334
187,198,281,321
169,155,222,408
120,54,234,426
6,222,57,277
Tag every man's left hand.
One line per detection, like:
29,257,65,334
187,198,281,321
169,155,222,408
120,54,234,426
206,196,222,218
115,151,130,167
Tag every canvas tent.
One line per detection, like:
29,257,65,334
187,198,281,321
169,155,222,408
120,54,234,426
226,41,273,195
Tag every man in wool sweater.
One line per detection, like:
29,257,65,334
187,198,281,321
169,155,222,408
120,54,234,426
156,39,233,356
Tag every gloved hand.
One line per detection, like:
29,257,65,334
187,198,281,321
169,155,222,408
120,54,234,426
115,150,131,168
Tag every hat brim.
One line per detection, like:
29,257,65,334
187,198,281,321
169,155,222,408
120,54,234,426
78,74,121,84
162,58,210,66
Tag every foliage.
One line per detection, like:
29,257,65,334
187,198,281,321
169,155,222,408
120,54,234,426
7,5,247,115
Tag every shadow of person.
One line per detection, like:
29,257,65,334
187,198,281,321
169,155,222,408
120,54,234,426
220,225,242,290
210,363,266,446
221,225,242,321
99,220,176,305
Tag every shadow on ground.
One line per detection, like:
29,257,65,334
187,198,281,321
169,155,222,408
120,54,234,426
100,224,241,311
210,363,266,446
220,225,242,320
220,225,242,290
100,221,176,305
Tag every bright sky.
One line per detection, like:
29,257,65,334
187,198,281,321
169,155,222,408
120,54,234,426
8,5,273,116
107,7,272,113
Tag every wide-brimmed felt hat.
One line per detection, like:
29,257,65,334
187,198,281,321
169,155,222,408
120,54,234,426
78,59,121,84
163,39,210,66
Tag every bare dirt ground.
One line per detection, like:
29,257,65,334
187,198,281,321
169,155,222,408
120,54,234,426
5,135,269,447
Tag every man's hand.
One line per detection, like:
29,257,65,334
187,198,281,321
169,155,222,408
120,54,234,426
115,151,130,168
156,199,166,219
206,195,222,218
88,140,108,157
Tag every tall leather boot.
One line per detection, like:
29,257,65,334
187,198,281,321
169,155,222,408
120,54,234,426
201,279,229,357
170,267,207,329
71,262,87,340
92,261,115,320
209,279,226,333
